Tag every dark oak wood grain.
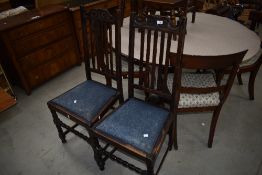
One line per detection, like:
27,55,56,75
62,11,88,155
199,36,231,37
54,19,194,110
0,5,81,95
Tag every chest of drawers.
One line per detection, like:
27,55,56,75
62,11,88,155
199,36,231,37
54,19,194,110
0,5,81,94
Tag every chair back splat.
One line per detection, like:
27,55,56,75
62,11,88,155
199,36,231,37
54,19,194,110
81,8,123,101
128,12,187,106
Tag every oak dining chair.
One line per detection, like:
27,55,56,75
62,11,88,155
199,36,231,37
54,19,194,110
90,11,187,175
47,8,123,150
167,51,247,149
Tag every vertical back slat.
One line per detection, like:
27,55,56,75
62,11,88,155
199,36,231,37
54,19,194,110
150,30,159,89
145,29,152,66
128,12,136,98
90,29,96,69
103,23,109,72
97,22,104,71
80,8,91,80
163,32,172,85
157,31,166,90
139,29,145,86
108,25,114,75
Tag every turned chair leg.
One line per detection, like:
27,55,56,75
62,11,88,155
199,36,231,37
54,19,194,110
146,161,154,175
237,73,243,85
208,107,222,148
50,109,67,143
90,136,105,171
248,70,259,100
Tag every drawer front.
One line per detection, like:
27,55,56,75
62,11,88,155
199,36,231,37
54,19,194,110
13,22,72,58
7,12,69,41
19,36,76,71
26,49,79,88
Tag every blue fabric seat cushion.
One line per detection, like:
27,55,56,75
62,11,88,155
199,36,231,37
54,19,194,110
50,80,117,125
95,98,170,154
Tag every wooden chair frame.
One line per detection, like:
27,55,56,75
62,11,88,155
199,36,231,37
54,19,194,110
171,51,247,149
47,8,123,155
90,9,187,175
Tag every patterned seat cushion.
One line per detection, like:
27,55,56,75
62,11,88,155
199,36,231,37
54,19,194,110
95,98,169,154
168,73,220,108
0,6,28,20
50,80,117,125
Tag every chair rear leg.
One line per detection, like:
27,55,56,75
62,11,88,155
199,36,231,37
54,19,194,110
168,121,174,151
237,73,243,85
50,109,67,143
248,70,259,100
173,115,178,150
192,11,196,23
208,106,222,148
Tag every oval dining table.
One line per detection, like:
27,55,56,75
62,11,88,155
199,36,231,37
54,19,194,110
117,12,260,63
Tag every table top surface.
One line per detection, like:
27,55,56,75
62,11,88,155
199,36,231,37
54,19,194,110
120,12,260,62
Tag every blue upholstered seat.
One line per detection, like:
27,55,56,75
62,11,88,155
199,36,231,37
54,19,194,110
95,98,169,154
50,80,117,125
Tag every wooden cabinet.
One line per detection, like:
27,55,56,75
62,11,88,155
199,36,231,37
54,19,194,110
0,5,81,94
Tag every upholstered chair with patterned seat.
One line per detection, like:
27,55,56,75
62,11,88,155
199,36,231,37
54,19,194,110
167,51,247,149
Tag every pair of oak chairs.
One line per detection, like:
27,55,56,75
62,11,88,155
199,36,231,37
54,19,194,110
47,1,247,174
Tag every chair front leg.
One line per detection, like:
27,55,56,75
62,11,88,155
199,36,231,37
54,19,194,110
146,161,154,175
208,106,222,148
50,109,67,143
90,135,105,171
